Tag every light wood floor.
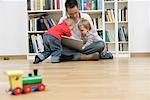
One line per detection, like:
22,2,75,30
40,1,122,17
0,57,150,100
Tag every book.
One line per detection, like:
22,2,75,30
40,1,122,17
62,36,84,51
97,0,102,10
84,0,97,10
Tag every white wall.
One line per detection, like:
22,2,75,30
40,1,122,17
0,0,28,55
129,1,150,52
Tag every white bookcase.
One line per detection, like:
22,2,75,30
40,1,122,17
27,0,63,59
26,0,129,59
117,0,129,57
105,0,129,57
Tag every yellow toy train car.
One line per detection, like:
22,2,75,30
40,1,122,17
6,69,45,95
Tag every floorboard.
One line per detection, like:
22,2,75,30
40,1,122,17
0,58,150,100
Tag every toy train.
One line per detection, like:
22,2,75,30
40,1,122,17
6,69,45,95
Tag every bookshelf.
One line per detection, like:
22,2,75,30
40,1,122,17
27,0,63,59
116,0,129,57
26,0,129,59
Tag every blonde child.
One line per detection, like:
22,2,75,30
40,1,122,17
78,18,103,49
78,18,113,59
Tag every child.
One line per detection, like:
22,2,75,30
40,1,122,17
33,18,75,64
78,18,103,49
78,18,113,59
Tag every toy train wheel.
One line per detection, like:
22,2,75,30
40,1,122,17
13,87,22,95
38,84,45,91
24,86,32,93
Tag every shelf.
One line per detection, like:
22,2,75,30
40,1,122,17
28,10,63,18
27,9,63,14
28,31,46,33
81,10,103,13
118,51,129,54
118,41,128,43
118,21,128,24
118,1,128,3
105,1,115,4
105,22,115,24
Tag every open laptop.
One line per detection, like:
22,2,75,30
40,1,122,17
62,36,84,51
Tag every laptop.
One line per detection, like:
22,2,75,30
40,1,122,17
62,36,84,51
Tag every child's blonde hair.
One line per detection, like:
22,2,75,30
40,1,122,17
78,18,91,30
64,18,75,26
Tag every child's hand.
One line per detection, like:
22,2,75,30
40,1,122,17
82,46,85,50
82,45,86,50
70,36,75,39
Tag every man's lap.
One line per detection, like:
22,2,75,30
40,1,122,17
61,41,104,60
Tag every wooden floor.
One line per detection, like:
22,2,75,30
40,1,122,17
0,57,150,100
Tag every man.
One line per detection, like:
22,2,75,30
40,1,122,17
59,0,105,61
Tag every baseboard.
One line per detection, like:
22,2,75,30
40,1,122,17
0,53,149,60
0,55,27,60
131,52,150,57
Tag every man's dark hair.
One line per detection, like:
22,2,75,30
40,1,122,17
65,0,78,11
